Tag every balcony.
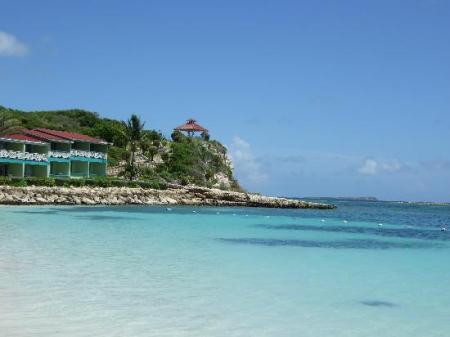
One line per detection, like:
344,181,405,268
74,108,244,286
70,149,107,160
0,149,107,163
49,150,71,159
0,149,48,162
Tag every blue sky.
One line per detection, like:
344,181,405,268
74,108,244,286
1,0,449,201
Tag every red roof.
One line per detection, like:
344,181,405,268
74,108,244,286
0,133,47,144
174,119,208,132
35,128,108,144
22,129,72,143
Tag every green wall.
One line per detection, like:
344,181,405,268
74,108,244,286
5,163,24,177
89,162,106,177
71,161,89,177
25,164,48,177
50,162,70,176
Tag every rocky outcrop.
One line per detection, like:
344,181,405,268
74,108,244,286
0,184,335,209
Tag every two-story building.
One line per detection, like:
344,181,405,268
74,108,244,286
0,128,108,178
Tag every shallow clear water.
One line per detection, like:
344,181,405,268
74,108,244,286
1,201,450,337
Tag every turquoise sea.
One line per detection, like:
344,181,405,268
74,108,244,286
1,201,450,337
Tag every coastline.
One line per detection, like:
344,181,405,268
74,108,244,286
0,184,335,209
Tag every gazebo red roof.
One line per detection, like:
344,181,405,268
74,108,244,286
174,119,208,133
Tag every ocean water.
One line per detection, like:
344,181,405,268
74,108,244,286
1,201,450,337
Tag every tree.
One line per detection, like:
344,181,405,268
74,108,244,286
0,111,22,135
141,139,159,162
201,131,210,141
141,131,162,163
90,119,128,147
171,130,185,142
146,145,159,162
122,114,145,180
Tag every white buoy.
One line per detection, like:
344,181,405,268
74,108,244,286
166,208,172,211
192,210,197,213
266,216,270,218
378,223,383,227
245,214,249,217
343,220,348,223
441,227,447,232
321,219,325,222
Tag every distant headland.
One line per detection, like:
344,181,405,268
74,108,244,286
0,105,334,209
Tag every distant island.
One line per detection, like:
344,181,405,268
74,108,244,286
301,196,379,202
303,197,450,206
396,201,450,206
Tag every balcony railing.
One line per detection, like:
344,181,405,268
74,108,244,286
0,149,107,162
49,150,71,159
70,149,107,160
0,150,48,162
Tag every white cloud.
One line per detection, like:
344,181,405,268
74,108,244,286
358,158,405,175
229,136,268,185
0,31,28,56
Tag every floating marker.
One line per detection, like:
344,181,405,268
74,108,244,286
441,227,447,232
321,219,325,222
166,208,172,211
343,220,348,223
378,223,383,227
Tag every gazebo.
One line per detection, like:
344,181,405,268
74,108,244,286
174,118,208,137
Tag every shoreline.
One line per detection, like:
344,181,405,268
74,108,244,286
0,184,335,209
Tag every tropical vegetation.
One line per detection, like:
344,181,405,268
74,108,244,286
0,105,241,191
0,110,22,135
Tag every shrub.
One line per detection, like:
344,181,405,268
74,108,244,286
110,179,129,187
0,176,169,189
66,179,86,187
84,177,113,188
24,177,56,187
0,176,12,185
171,130,185,142
10,178,27,187
107,146,127,167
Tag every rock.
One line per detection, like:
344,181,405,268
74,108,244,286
0,185,335,209
81,197,95,205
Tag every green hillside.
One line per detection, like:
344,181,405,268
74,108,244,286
0,105,241,191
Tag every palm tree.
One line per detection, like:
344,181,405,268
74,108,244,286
122,114,145,180
0,111,22,135
140,133,161,163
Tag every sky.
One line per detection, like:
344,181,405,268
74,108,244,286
1,0,450,201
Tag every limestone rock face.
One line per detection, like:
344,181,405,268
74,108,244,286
212,172,232,190
0,184,335,209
